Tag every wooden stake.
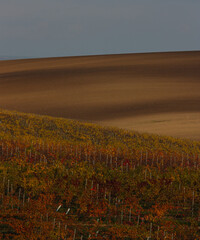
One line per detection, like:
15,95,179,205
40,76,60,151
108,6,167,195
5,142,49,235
150,222,152,238
157,226,160,239
7,179,10,196
23,193,25,207
129,208,131,222
18,188,21,210
121,210,123,224
192,190,195,217
137,215,140,227
73,229,76,240
53,218,56,229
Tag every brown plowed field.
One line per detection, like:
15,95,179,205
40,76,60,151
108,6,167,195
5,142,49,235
0,51,200,140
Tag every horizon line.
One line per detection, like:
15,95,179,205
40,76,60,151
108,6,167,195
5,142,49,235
1,49,200,61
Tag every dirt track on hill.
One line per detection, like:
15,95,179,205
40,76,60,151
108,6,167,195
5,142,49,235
0,51,200,140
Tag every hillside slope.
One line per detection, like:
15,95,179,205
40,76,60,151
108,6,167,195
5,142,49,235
0,109,199,154
0,109,200,239
0,51,200,139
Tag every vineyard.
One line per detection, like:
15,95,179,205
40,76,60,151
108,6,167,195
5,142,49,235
0,109,200,239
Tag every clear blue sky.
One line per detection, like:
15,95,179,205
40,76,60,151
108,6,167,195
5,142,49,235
0,0,200,58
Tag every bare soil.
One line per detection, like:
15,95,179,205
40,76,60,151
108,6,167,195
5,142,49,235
0,51,199,140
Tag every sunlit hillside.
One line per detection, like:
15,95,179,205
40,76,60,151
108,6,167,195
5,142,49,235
0,51,200,140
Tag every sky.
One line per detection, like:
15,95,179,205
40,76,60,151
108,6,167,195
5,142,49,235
0,0,200,58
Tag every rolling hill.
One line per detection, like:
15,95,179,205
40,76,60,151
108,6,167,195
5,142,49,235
0,51,200,140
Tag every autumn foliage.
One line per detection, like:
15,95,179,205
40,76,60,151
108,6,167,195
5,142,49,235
0,109,200,239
